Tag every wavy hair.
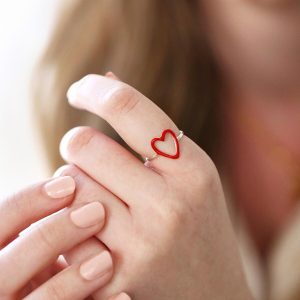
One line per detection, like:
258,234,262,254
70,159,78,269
33,0,218,173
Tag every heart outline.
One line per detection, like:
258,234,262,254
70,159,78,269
151,129,180,159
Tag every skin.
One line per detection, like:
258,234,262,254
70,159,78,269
0,177,128,300
58,73,254,299
56,1,300,296
201,0,300,252
1,0,299,298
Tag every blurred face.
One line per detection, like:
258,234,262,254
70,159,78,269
201,0,300,92
199,0,300,251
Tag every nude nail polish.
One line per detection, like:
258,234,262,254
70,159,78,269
44,176,76,199
80,251,112,280
70,202,105,228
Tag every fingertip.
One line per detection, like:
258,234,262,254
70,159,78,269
105,71,120,81
59,126,86,161
53,164,71,177
67,80,83,107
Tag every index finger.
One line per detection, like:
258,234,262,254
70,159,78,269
67,74,199,173
0,176,75,248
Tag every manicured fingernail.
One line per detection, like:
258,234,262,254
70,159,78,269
70,202,105,228
80,251,112,280
53,165,70,177
114,293,131,300
44,176,76,199
59,127,82,161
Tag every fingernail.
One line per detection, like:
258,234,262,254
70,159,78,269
114,293,131,300
59,127,83,161
70,202,105,228
53,165,70,178
44,176,76,199
80,251,112,280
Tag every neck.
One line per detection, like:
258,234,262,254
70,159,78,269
218,83,300,255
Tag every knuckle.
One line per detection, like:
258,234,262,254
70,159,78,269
4,190,27,214
186,151,219,191
197,158,220,192
146,203,187,252
151,197,186,236
102,83,140,116
44,279,66,300
164,203,187,231
0,272,15,296
60,126,96,157
35,223,58,254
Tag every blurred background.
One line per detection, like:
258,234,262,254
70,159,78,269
0,0,62,195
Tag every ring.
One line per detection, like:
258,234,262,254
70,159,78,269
145,129,184,162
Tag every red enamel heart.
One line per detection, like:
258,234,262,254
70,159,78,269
151,129,180,159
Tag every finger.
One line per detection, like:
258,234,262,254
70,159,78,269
66,74,198,172
0,201,105,295
31,256,68,290
63,237,107,265
63,237,119,300
63,236,131,300
54,164,133,250
60,127,164,208
24,250,113,300
63,237,111,299
108,292,131,300
0,176,75,248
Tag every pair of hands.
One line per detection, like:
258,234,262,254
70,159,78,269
0,175,126,300
0,73,253,299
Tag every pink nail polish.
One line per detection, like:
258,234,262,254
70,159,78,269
44,176,76,199
70,202,105,228
80,251,112,280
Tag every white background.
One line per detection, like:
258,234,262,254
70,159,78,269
0,0,62,196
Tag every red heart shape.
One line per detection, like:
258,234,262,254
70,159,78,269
151,129,180,159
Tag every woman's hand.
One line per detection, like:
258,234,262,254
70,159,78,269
0,176,115,299
58,73,254,299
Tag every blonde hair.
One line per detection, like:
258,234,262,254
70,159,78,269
33,0,218,173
